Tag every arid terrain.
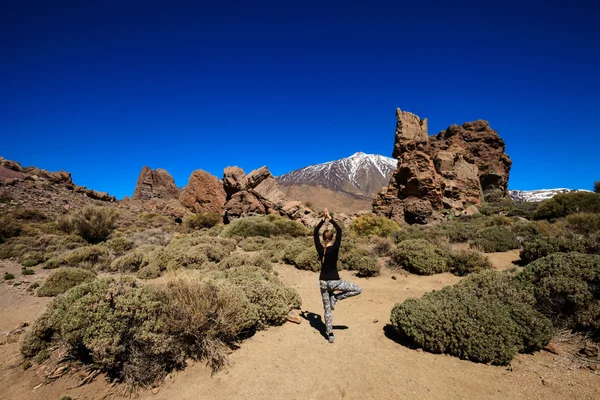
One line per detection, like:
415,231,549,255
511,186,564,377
1,249,598,400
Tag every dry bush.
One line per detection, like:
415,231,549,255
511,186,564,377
13,208,47,221
37,268,96,297
184,212,222,230
0,215,22,243
22,271,301,388
208,266,302,330
389,239,449,275
292,248,320,272
391,271,553,364
58,206,117,244
106,237,135,255
369,236,393,256
448,249,493,276
130,228,173,247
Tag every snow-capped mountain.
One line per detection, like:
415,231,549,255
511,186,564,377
509,189,592,202
277,152,398,198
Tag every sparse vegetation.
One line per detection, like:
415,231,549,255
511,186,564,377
4,272,15,280
21,268,35,275
37,268,96,297
221,215,308,238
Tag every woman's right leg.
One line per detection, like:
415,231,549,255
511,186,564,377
319,281,333,334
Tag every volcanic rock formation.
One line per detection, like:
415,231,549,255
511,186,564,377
373,109,512,224
179,170,227,214
133,166,179,201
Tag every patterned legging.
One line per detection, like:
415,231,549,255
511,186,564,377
319,280,362,334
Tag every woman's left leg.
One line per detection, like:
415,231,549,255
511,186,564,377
333,280,362,301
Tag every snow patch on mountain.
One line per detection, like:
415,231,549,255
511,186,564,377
509,188,592,202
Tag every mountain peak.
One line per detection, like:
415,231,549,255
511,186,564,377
278,153,397,198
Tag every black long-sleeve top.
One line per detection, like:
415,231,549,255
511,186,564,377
314,218,342,281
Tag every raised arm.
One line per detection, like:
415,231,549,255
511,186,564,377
313,219,325,257
330,218,342,247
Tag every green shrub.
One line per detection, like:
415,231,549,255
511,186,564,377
22,275,295,387
0,215,22,243
209,267,302,329
471,226,520,253
4,272,15,280
109,252,148,273
58,206,117,243
565,213,600,234
218,253,272,271
393,226,449,246
439,222,477,243
22,268,35,276
136,264,163,280
391,271,553,364
340,248,371,270
185,212,222,230
238,236,269,252
280,238,312,265
106,237,135,255
448,249,493,276
595,181,600,194
355,256,380,277
42,258,62,270
221,215,309,238
518,253,600,338
292,248,320,272
534,192,600,220
389,239,449,275
37,268,96,297
19,251,47,267
349,215,401,237
60,245,110,270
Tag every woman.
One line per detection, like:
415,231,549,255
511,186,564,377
314,208,362,343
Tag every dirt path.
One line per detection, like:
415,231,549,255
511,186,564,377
1,255,598,400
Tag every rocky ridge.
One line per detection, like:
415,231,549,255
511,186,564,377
374,109,512,224
133,167,179,201
0,156,115,216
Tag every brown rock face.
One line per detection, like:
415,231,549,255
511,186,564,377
223,166,248,199
179,170,226,213
223,191,266,222
133,166,179,201
374,108,512,224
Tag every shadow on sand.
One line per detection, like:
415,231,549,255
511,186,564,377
383,324,420,350
300,311,348,340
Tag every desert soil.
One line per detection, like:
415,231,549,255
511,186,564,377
0,251,598,400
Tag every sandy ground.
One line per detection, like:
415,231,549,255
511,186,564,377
0,252,598,400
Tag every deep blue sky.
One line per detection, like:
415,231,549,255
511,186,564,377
1,0,598,199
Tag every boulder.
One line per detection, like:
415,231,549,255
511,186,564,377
179,170,226,214
252,176,287,209
223,191,266,222
133,166,179,201
223,166,248,199
462,205,480,217
374,108,511,224
247,166,271,188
